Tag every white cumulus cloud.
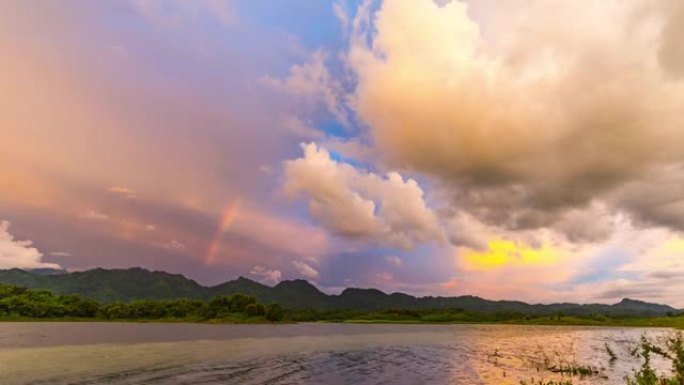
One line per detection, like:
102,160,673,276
293,259,320,280
250,265,282,285
0,221,61,270
284,142,445,249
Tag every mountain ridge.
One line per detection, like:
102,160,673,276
0,267,676,317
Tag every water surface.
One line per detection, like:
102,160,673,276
0,322,675,384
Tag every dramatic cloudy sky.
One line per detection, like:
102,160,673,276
3,0,684,305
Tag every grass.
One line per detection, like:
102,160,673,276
333,315,684,329
6,314,684,328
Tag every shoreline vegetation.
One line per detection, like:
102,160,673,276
518,333,684,385
3,283,684,328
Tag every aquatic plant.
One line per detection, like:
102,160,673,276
606,342,618,362
547,364,599,377
519,379,573,385
527,343,601,379
626,333,684,385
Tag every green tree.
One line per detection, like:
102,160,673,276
265,303,284,322
245,303,265,317
228,294,256,312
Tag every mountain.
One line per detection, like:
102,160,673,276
272,279,330,309
0,268,206,302
0,267,676,317
208,276,274,301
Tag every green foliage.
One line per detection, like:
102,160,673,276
204,294,256,318
0,284,100,318
246,303,265,317
0,283,280,323
265,304,284,322
626,333,684,385
668,333,684,382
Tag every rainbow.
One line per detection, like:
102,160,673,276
204,199,241,265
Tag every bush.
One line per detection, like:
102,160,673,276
206,294,258,318
228,294,256,312
245,303,265,317
265,304,284,322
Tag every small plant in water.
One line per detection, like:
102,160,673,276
547,363,599,377
527,343,602,379
626,332,684,385
519,379,573,385
606,342,618,362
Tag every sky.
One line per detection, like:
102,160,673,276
2,0,684,305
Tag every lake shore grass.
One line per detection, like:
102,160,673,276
3,315,684,329
329,316,684,328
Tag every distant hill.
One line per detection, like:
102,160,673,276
0,268,206,302
0,267,676,317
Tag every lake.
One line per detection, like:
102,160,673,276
0,323,676,384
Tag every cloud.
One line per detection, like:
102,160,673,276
460,237,560,272
336,0,684,241
551,202,616,244
322,137,375,164
384,255,403,267
658,1,684,79
50,251,71,257
280,115,324,139
262,51,349,126
443,218,684,306
0,221,61,269
162,239,187,252
226,201,330,259
270,2,684,306
130,0,237,28
78,211,110,221
375,271,393,283
109,186,134,194
6,0,684,304
293,260,320,280
284,142,445,249
250,265,282,285
109,186,137,199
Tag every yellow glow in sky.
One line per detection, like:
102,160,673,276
462,239,559,271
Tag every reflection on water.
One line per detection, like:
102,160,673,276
0,323,674,384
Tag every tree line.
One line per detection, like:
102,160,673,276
0,284,284,322
0,283,542,324
3,283,683,326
